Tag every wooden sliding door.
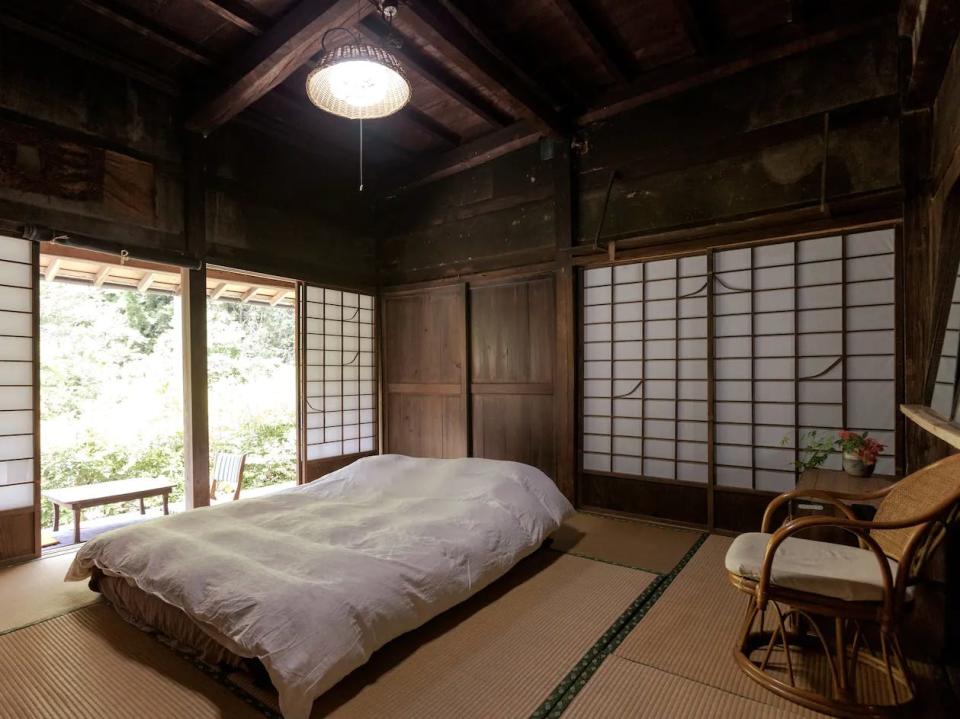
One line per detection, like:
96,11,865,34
0,236,39,563
382,284,468,458
471,277,556,478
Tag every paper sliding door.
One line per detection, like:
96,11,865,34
0,236,39,562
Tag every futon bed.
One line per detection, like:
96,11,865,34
66,455,573,719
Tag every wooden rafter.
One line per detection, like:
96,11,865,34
902,0,960,108
240,286,260,303
93,265,112,288
388,122,540,191
403,0,568,137
45,257,62,282
194,0,268,36
210,282,230,300
137,271,156,293
0,10,180,95
583,13,894,123
674,0,719,56
269,289,289,306
548,0,634,83
71,0,213,65
186,0,360,133
356,16,511,127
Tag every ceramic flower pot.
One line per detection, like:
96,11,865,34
843,452,876,478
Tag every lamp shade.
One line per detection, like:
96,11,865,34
306,43,411,119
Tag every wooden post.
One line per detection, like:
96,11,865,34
182,133,209,509
181,265,210,509
553,138,576,501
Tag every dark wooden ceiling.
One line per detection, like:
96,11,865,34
3,0,897,185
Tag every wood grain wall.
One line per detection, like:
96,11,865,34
382,285,468,459
0,22,375,287
471,277,556,478
381,275,566,493
377,25,905,517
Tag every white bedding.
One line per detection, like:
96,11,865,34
66,454,573,719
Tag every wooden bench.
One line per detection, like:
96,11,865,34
42,478,175,544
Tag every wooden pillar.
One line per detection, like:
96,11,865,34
182,133,209,509
181,266,210,509
552,139,576,502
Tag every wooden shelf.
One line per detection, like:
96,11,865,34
900,404,960,450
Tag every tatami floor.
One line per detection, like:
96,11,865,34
0,513,954,718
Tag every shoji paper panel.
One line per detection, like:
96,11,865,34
0,236,34,514
932,264,960,420
303,286,376,460
582,229,898,496
583,256,709,482
713,229,896,489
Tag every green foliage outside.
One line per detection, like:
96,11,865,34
40,281,295,530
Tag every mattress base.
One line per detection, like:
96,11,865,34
92,569,271,685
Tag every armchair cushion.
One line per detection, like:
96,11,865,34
725,532,903,603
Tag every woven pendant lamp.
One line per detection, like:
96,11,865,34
305,42,411,120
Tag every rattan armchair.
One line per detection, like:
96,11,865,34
725,453,960,717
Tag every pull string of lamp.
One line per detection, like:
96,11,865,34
305,0,411,191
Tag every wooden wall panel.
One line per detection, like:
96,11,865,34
0,509,37,564
382,285,468,458
472,394,555,478
470,277,557,479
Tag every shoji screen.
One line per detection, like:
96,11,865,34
581,228,898,517
931,265,960,420
713,230,897,492
0,236,38,562
582,256,710,483
301,286,377,478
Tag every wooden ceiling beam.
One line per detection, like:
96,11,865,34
269,289,289,306
240,286,260,302
400,106,461,147
674,0,720,56
901,0,960,109
193,0,268,36
187,0,360,133
356,16,511,127
71,0,213,66
210,282,230,300
137,271,157,293
583,13,895,123
549,0,634,83
93,265,112,288
385,122,540,193
44,257,62,282
403,0,569,137
0,10,180,95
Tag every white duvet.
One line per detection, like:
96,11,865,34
66,454,573,719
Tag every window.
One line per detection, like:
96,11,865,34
302,286,377,459
581,229,898,491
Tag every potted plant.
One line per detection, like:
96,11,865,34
781,430,834,473
836,431,885,477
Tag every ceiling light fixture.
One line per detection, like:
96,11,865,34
306,41,410,120
305,2,409,191
305,2,410,120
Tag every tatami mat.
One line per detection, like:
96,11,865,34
549,511,701,573
562,655,808,718
230,550,656,719
0,550,99,634
608,534,824,716
568,534,952,718
0,603,263,719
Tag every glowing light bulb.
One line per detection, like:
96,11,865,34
327,60,397,108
